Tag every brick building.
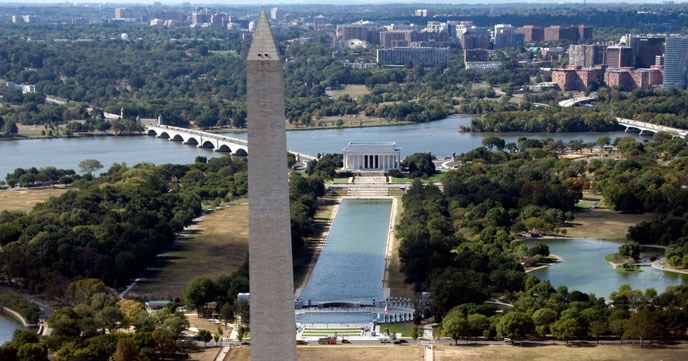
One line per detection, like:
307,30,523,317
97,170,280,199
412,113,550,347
604,67,663,91
517,25,544,43
460,27,491,50
544,26,580,43
336,24,380,45
552,65,605,91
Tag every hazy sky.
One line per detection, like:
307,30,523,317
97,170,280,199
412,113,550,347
1,0,674,4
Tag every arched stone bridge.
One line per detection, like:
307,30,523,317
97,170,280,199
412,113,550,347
145,124,317,161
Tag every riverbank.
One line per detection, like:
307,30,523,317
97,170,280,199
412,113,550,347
1,306,35,328
651,258,688,275
524,254,563,273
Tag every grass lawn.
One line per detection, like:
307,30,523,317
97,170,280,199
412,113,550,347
575,200,597,209
128,205,249,299
0,188,69,212
564,208,651,242
330,177,351,184
382,322,417,337
326,85,371,99
390,174,444,184
224,345,423,361
434,344,688,361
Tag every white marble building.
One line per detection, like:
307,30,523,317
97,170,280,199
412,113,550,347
343,142,401,171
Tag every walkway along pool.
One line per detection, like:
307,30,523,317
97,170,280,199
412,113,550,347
524,238,688,298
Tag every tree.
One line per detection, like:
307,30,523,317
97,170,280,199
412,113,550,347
532,308,558,337
442,308,471,345
197,329,213,347
220,303,235,327
551,317,581,344
78,159,103,176
112,337,140,361
618,242,641,259
589,320,608,344
16,343,47,361
497,312,534,342
482,136,506,151
4,121,19,138
595,135,611,149
66,278,109,306
182,277,217,316
151,328,176,360
623,310,663,346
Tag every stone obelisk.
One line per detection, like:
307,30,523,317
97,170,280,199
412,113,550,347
246,9,297,361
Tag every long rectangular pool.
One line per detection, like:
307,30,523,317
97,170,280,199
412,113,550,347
298,198,392,304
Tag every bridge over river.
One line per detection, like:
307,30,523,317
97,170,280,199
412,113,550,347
616,117,688,138
145,124,316,162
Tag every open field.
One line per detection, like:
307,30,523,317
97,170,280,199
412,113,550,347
224,344,688,361
0,188,69,212
434,344,688,361
565,208,652,241
224,345,424,361
326,84,371,99
128,205,249,299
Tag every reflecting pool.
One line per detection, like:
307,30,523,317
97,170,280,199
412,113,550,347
299,198,392,303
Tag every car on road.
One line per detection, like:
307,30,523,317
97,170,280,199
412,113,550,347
503,338,512,343
380,338,391,344
341,339,351,344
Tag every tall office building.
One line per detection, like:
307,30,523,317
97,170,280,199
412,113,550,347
605,46,634,68
114,8,133,19
246,9,297,361
663,36,688,89
568,44,607,67
493,24,525,49
629,36,665,69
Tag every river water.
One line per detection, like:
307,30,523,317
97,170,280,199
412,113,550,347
298,198,392,304
0,114,641,179
523,238,688,299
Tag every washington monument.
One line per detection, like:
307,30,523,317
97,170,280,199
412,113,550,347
246,8,297,361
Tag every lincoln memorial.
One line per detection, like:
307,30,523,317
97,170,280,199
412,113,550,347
343,142,401,171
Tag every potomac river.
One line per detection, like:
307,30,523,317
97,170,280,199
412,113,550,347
0,114,641,179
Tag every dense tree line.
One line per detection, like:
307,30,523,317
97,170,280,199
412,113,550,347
393,136,688,343
469,107,618,133
0,163,204,291
1,278,197,361
594,88,688,130
442,281,688,345
398,143,586,319
469,89,688,133
4,166,78,188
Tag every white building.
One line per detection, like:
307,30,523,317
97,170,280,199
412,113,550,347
343,142,401,171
